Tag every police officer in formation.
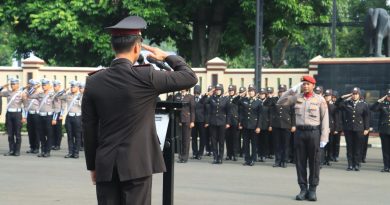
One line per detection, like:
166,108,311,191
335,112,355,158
238,84,262,166
329,91,343,162
177,89,195,163
0,78,26,156
191,85,207,160
335,87,370,171
237,86,247,157
52,80,65,150
24,79,41,154
225,85,240,161
256,88,270,162
270,85,296,168
370,89,390,172
205,84,230,164
264,87,277,159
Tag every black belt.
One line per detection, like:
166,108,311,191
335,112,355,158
296,125,320,130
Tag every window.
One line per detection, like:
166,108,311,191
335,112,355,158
265,78,268,87
54,75,57,80
277,78,281,87
241,78,244,87
199,77,203,89
64,76,67,89
43,75,46,78
229,78,233,85
75,76,78,81
289,78,292,88
27,72,33,81
212,74,218,86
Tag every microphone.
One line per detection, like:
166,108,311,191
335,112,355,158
146,56,172,71
137,55,145,65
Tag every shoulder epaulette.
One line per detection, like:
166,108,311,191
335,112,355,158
88,69,104,76
132,63,152,68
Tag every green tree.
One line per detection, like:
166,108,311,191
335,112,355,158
0,24,14,65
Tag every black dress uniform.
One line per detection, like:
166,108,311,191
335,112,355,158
263,87,277,158
322,89,338,165
83,16,197,205
239,85,262,166
360,90,370,163
191,85,207,159
177,91,195,163
257,88,270,162
270,85,296,168
205,84,231,164
204,85,214,156
335,87,370,171
329,91,343,161
370,90,390,172
226,85,240,161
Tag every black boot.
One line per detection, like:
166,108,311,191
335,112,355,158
346,160,353,171
306,185,317,201
295,184,307,201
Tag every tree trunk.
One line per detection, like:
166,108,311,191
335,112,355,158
268,37,289,68
206,0,225,62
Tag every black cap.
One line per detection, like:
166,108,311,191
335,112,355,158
106,16,147,36
228,85,237,92
248,84,256,92
351,87,361,94
194,85,201,94
215,84,223,90
314,86,323,94
267,87,274,93
387,89,390,97
332,90,339,97
324,89,333,96
239,87,246,93
278,84,287,92
259,88,267,94
207,85,214,92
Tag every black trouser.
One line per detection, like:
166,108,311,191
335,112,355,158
65,116,82,156
239,130,244,156
321,133,333,163
257,130,269,158
96,168,152,205
289,132,295,162
330,132,341,159
205,127,211,153
27,113,40,151
243,128,257,163
225,125,239,158
361,133,369,161
179,122,191,161
191,122,206,157
273,128,291,164
268,130,274,156
210,125,225,160
6,112,22,154
38,115,54,154
295,128,321,187
344,130,364,167
52,113,63,148
380,133,390,169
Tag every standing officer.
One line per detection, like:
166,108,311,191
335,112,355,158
370,89,390,172
52,80,65,150
239,84,262,166
335,87,370,171
264,87,277,159
29,79,58,158
359,89,371,163
237,86,247,157
0,78,26,156
61,81,82,159
226,85,240,161
24,79,41,154
330,90,342,162
205,84,230,164
257,88,269,162
322,89,337,166
278,76,329,201
270,84,296,168
204,85,214,156
177,89,195,163
78,82,85,151
82,16,197,205
191,85,207,160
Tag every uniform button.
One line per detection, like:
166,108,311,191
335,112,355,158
249,108,251,110
248,117,250,119
353,120,355,122
353,111,355,113
280,112,282,114
248,112,250,114
280,107,282,109
353,115,355,117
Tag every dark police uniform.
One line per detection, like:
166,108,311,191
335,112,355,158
82,15,198,205
370,90,390,172
257,88,270,162
335,87,370,171
226,85,240,161
0,79,26,156
329,91,343,161
191,85,207,159
270,85,296,167
239,86,262,166
177,91,195,163
263,87,277,158
205,84,230,164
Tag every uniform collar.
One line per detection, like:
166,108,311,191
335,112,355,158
110,58,133,68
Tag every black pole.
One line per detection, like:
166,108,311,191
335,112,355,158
162,108,176,205
255,0,263,90
331,0,337,58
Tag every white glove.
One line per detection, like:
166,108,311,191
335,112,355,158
320,141,327,148
291,82,303,93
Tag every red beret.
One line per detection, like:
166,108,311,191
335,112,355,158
301,76,316,84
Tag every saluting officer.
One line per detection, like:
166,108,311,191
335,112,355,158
52,80,65,150
226,85,240,161
205,84,230,164
270,84,296,168
238,84,262,166
278,76,329,201
264,87,277,159
24,79,41,154
335,87,370,171
322,89,337,166
191,85,207,160
370,89,390,172
329,91,343,162
204,85,214,156
60,81,83,159
257,88,269,162
177,89,195,163
0,78,26,156
237,86,247,157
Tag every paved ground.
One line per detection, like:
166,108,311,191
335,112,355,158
0,134,389,205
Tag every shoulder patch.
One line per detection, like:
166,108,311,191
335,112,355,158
88,69,104,76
